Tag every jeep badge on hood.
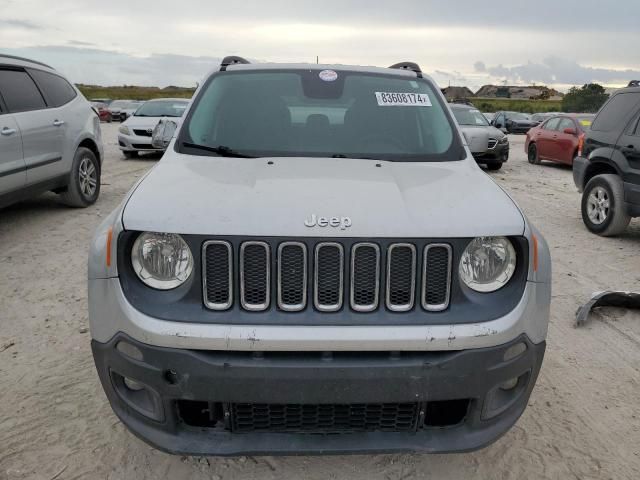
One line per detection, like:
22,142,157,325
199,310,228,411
304,214,352,230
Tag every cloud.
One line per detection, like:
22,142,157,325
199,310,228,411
0,19,44,30
479,57,640,86
474,61,486,73
67,40,96,46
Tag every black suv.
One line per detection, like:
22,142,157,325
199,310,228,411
491,111,537,134
573,81,640,236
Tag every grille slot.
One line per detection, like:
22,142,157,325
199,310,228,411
231,403,419,433
277,242,307,311
314,243,344,312
350,243,380,312
240,242,270,311
133,128,152,137
203,241,233,310
386,244,416,311
488,138,498,149
422,244,452,311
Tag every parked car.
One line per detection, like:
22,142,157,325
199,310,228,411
450,103,509,170
90,101,112,123
573,81,640,236
120,101,144,121
492,111,537,134
107,100,133,122
90,97,112,106
525,114,595,166
482,112,495,124
0,54,103,208
117,98,188,158
530,112,560,125
89,57,551,456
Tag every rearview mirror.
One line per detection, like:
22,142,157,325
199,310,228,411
151,119,178,149
563,127,577,136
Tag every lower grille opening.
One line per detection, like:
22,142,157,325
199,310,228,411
177,400,224,428
232,403,419,433
424,399,470,427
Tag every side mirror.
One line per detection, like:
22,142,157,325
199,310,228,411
151,119,178,149
563,127,577,136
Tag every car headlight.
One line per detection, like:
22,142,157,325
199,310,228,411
118,125,130,135
131,232,193,290
459,237,516,293
499,136,509,144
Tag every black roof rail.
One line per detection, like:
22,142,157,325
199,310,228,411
628,80,640,87
220,56,250,71
389,62,422,78
0,54,53,69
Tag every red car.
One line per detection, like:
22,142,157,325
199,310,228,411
525,114,595,166
90,102,112,123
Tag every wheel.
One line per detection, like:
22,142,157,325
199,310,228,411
581,174,630,237
60,147,100,207
528,143,540,165
123,151,138,159
485,163,502,171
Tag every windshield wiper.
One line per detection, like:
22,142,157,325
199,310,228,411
181,142,255,158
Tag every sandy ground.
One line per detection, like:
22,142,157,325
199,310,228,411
1,123,639,480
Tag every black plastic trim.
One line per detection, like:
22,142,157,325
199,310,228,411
117,233,529,326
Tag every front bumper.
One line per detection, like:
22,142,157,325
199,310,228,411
118,133,164,153
472,142,509,163
92,332,545,455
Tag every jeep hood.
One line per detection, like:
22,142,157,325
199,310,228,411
122,154,525,237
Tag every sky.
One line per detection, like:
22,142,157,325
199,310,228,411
1,0,639,92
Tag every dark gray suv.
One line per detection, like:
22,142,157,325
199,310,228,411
0,55,103,209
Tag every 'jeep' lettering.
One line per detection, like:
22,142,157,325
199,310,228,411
304,214,352,230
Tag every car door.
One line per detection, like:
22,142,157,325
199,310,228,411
616,111,640,189
0,99,26,195
536,117,560,160
553,118,578,164
0,68,66,187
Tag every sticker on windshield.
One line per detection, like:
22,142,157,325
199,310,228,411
375,92,432,107
319,70,338,82
579,119,592,127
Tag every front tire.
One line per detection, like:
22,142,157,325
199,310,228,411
60,147,100,207
581,174,630,237
528,143,540,165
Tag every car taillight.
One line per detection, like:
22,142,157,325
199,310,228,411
578,133,585,157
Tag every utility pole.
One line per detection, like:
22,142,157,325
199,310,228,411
316,56,319,64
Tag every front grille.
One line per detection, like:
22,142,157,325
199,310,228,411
422,245,452,311
277,242,307,311
386,244,416,311
240,242,270,311
231,403,420,433
350,243,380,311
314,243,344,311
488,138,498,149
133,128,152,137
202,239,452,314
203,241,232,310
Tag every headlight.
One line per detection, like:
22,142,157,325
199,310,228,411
499,136,509,144
459,237,516,292
131,232,193,290
118,125,130,135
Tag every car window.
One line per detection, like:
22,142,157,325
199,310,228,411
0,68,46,113
182,70,458,161
633,113,640,136
557,118,575,132
544,118,560,130
28,69,77,107
451,108,489,126
135,100,188,117
591,92,640,132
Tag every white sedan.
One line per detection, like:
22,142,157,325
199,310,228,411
117,98,189,158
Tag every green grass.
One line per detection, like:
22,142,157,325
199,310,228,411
471,98,563,114
77,84,195,101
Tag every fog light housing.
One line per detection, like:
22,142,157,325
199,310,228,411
123,377,145,391
500,377,519,391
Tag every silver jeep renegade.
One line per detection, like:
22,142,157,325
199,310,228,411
88,57,551,456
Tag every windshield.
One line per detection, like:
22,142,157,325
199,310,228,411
452,108,489,126
126,102,143,110
135,100,188,117
180,70,459,161
507,112,530,121
109,100,131,109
